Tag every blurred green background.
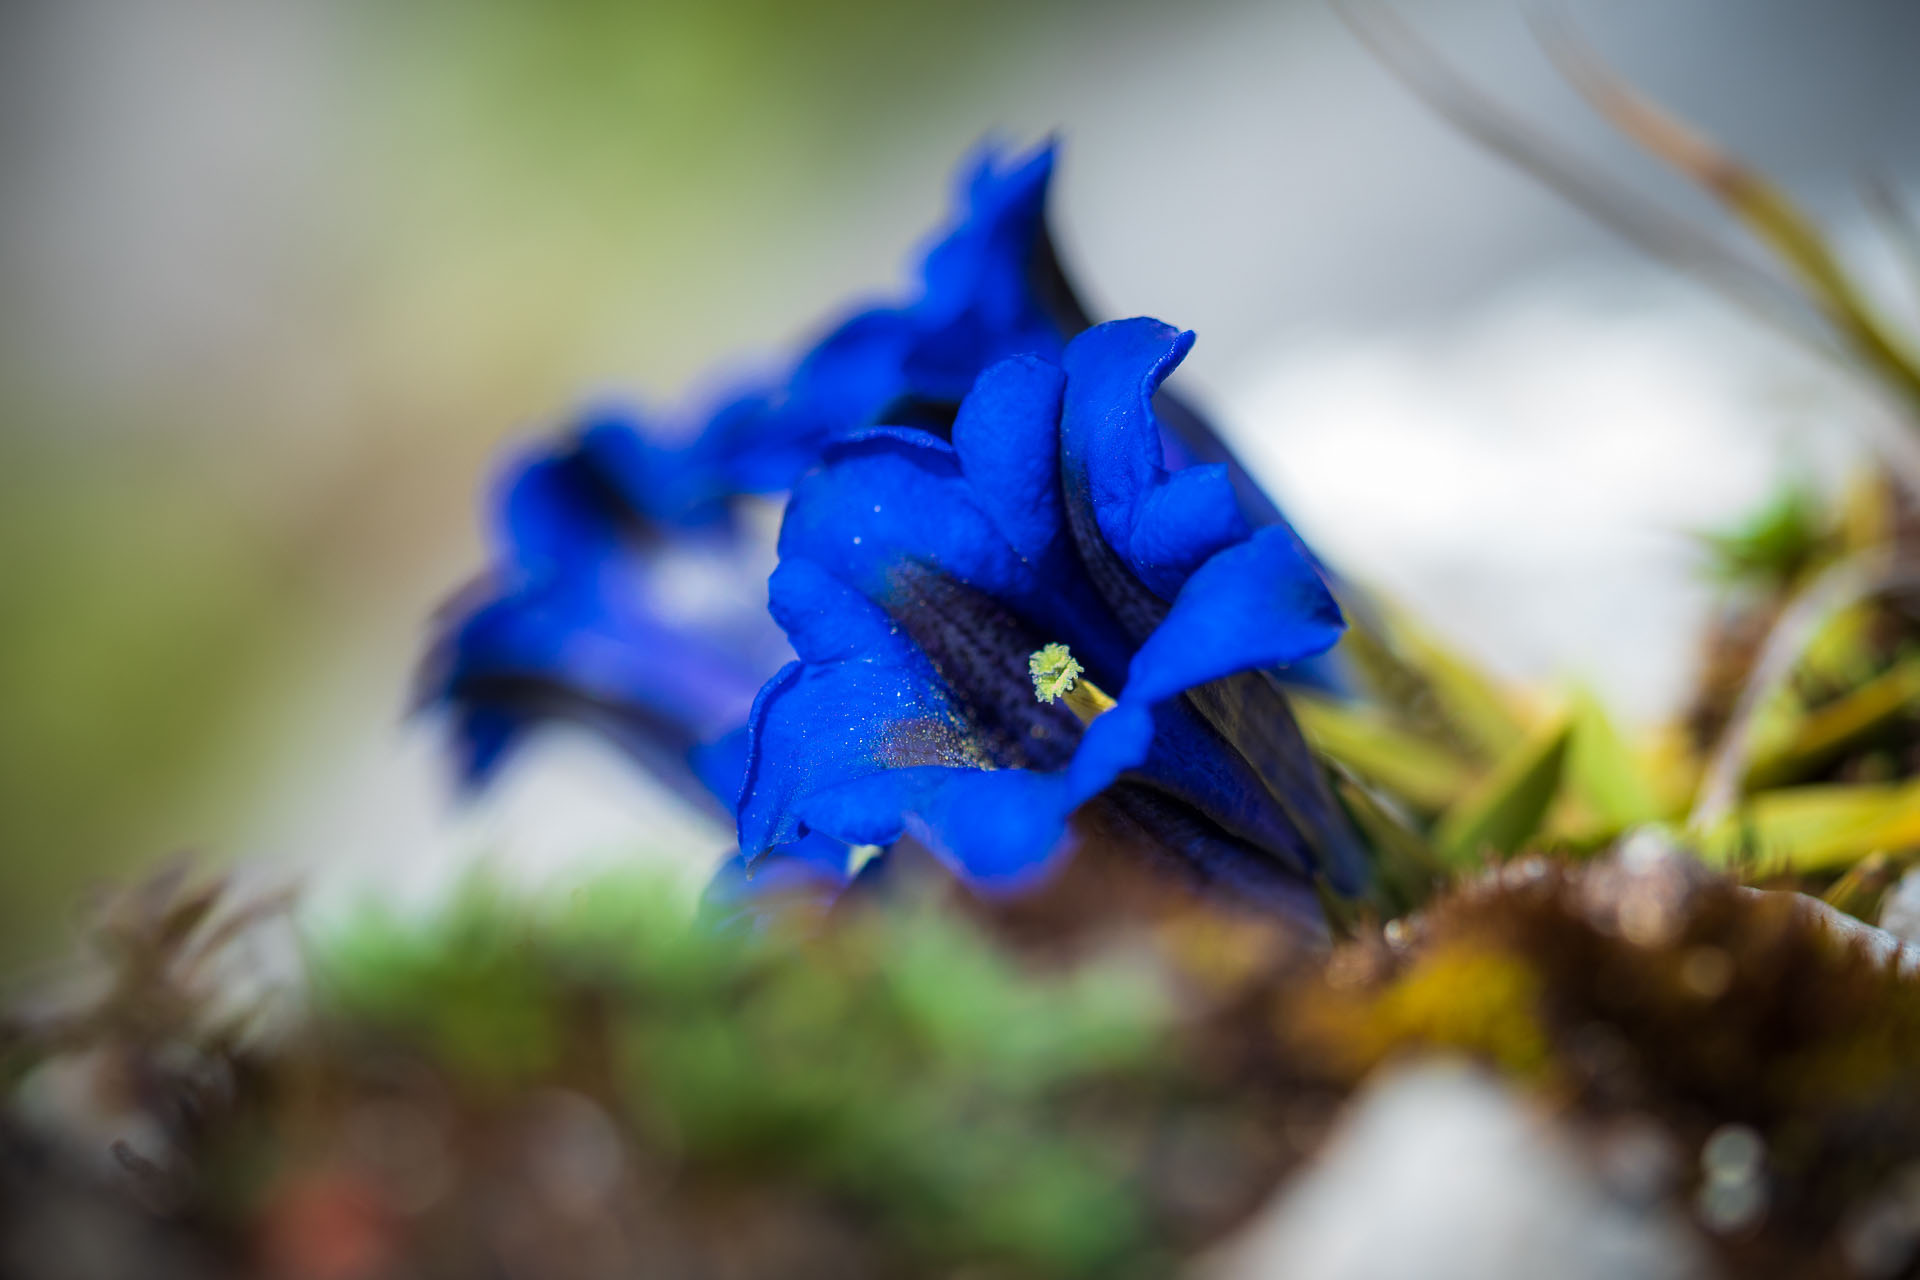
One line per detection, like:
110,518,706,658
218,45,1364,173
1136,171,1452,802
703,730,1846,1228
2,0,1913,972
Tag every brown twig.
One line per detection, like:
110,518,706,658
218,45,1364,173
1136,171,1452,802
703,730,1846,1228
1331,0,1833,354
1524,0,1920,419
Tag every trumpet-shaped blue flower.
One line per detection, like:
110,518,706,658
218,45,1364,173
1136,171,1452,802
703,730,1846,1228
735,318,1365,913
425,136,1331,920
426,142,1097,790
422,423,792,791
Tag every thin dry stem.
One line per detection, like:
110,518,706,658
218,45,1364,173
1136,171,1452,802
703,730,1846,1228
1526,0,1920,417
1332,0,1831,353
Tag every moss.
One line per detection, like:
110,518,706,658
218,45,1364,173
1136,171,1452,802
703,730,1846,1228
57,869,1176,1278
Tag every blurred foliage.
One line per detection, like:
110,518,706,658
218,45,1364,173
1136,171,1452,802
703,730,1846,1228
0,865,1257,1277
1700,480,1837,590
1300,445,1920,915
1432,712,1574,867
1305,466,1920,912
13,843,1920,1276
310,872,1170,1275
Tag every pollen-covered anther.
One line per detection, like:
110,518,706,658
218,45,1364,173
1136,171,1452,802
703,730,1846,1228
1028,643,1115,725
1028,643,1082,703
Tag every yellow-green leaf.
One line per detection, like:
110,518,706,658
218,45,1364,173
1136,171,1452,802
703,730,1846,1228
1332,771,1447,915
1697,779,1920,876
1565,688,1665,830
1333,597,1529,765
1292,693,1474,815
1435,713,1574,867
1744,658,1920,791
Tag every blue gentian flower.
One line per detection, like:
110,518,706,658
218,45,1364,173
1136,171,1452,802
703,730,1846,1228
424,143,1090,791
734,318,1365,917
421,421,792,792
428,143,1104,783
426,138,1339,924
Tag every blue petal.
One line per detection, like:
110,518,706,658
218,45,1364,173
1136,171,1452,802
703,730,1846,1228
756,549,1080,782
695,139,1065,499
1122,524,1345,704
1104,699,1323,878
790,768,945,849
949,355,1068,561
775,428,1022,605
1089,524,1353,884
688,725,752,809
446,584,764,742
777,423,1136,689
740,560,1088,887
1057,675,1329,882
443,704,523,787
700,836,860,934
574,401,736,529
1150,386,1289,531
902,766,1082,887
777,423,1126,671
735,615,973,857
905,142,1064,398
774,307,917,445
767,557,907,667
793,765,1081,889
1183,672,1368,894
1128,463,1250,588
1059,318,1253,601
919,142,1055,317
495,445,619,575
429,442,785,788
1089,783,1326,927
695,722,880,930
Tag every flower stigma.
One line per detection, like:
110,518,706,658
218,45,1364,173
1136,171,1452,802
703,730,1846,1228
1028,643,1115,725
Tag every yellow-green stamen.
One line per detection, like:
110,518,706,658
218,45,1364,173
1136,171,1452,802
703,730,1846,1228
1028,643,1115,725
